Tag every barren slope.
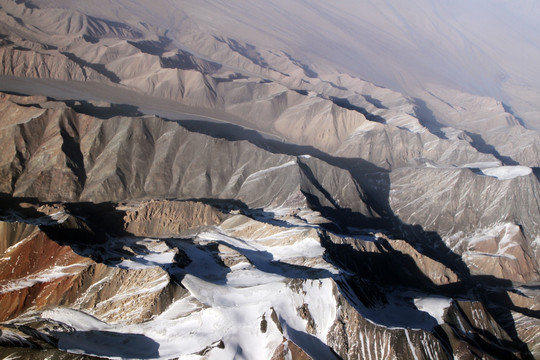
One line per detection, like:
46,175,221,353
1,1,540,359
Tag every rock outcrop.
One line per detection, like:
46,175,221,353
1,1,540,358
0,220,183,324
122,199,224,237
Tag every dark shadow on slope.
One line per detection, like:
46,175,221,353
451,286,535,360
329,96,386,124
214,72,250,84
398,224,472,282
412,97,448,139
214,240,334,280
13,1,38,9
159,50,222,73
413,95,523,165
0,193,43,219
445,302,525,360
433,326,455,359
127,38,171,56
189,198,384,239
60,128,86,189
363,94,388,110
466,275,540,357
464,131,519,166
476,278,540,321
174,119,384,175
280,321,340,359
13,45,32,51
301,190,389,233
215,36,288,77
60,52,121,83
0,37,14,46
1,93,143,119
0,196,104,246
50,330,160,359
141,237,232,286
292,89,309,96
0,197,127,247
335,277,451,339
532,168,540,184
282,52,318,78
82,34,100,44
60,201,128,238
219,38,269,68
297,161,340,209
321,80,347,91
62,100,143,119
320,232,440,292
502,102,527,128
85,16,144,39
455,277,535,359
184,198,309,230
183,198,249,212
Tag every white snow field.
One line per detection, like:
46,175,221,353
480,165,532,180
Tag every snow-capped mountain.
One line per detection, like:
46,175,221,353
0,0,539,359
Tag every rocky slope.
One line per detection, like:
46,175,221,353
0,93,375,218
1,0,540,359
0,197,537,359
0,94,538,359
3,0,539,168
1,0,528,169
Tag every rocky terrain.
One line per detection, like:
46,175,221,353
0,0,539,359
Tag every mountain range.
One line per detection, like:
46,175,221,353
0,0,539,359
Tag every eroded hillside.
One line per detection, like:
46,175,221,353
1,0,540,359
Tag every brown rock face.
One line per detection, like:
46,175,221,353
326,281,532,360
0,220,183,324
0,228,93,321
122,199,224,237
388,238,459,286
271,337,312,360
72,264,185,324
460,224,539,283
0,94,371,217
326,283,450,360
0,221,38,254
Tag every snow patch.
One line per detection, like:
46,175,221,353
462,161,501,168
413,297,452,325
479,166,532,180
243,161,296,183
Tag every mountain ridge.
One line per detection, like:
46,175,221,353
1,0,540,358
